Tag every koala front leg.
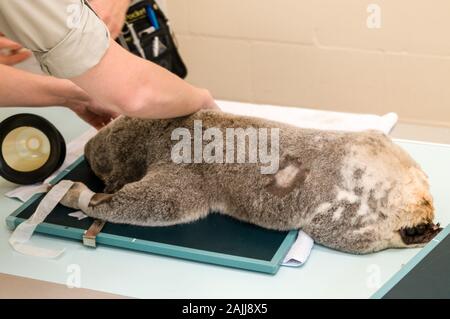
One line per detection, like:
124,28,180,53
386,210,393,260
60,164,211,227
59,181,113,211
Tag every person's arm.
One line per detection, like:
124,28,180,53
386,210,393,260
0,33,31,65
89,0,131,39
0,0,217,120
0,33,117,129
87,0,213,117
0,64,118,129
71,40,217,119
0,64,70,107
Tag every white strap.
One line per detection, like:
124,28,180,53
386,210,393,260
9,180,74,258
78,189,95,212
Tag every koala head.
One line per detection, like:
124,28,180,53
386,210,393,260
305,131,442,254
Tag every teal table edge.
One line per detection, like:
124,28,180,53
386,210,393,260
371,225,450,299
5,156,298,275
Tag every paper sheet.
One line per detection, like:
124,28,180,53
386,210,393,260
282,231,314,267
68,211,88,221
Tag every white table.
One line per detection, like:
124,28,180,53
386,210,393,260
1,107,449,298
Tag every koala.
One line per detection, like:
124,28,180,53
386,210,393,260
60,110,442,254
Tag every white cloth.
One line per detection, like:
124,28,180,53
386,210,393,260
218,100,398,134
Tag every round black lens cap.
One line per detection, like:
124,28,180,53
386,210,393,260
0,114,66,185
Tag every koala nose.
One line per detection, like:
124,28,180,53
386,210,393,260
400,223,442,245
405,223,428,236
415,224,427,234
405,227,416,236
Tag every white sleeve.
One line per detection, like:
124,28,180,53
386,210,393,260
0,0,110,78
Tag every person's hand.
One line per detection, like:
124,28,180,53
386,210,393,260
200,89,221,111
0,33,31,65
89,0,130,39
61,81,120,129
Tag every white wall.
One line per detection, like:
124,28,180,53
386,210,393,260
166,0,450,128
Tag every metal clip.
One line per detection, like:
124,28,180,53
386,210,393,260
82,219,106,248
82,233,97,248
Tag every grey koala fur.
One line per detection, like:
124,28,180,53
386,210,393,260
61,110,442,254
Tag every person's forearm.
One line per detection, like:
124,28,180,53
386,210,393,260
71,40,216,119
0,64,73,107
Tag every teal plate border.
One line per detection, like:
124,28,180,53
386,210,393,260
372,224,450,298
5,156,298,275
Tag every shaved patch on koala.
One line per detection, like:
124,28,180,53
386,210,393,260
275,164,300,187
336,188,360,204
266,160,310,197
315,202,332,214
332,207,344,220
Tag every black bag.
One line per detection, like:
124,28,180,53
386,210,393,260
117,0,188,79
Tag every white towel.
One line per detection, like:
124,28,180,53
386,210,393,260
217,100,398,134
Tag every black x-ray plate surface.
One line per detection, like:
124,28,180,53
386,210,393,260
8,158,297,274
